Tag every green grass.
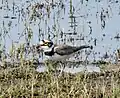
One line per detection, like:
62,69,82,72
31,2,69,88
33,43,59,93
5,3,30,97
0,61,120,98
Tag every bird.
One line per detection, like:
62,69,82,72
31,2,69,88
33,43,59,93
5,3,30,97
37,39,93,61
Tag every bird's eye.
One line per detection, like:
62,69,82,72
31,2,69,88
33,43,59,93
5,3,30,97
45,43,48,46
41,42,48,46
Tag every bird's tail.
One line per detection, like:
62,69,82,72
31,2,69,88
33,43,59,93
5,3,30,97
78,45,93,50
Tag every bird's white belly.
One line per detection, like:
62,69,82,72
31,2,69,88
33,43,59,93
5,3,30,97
46,53,71,61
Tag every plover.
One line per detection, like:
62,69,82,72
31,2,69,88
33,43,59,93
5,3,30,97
37,40,93,61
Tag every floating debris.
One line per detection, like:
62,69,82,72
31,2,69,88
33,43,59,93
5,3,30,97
103,52,109,59
103,34,105,37
92,60,109,65
11,16,17,19
114,33,120,40
94,38,97,46
4,15,10,18
0,6,2,9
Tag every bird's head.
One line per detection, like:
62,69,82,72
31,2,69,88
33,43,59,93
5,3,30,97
37,40,54,51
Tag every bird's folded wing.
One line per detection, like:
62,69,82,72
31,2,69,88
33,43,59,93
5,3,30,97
54,45,79,55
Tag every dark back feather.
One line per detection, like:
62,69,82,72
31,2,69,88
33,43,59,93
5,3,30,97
55,45,92,56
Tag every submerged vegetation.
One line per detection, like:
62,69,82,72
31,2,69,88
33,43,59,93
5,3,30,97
0,0,120,97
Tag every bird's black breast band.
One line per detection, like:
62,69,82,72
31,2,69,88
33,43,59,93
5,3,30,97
44,47,55,56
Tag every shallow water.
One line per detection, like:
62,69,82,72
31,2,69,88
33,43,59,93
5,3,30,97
0,0,120,61
36,64,101,73
0,0,120,73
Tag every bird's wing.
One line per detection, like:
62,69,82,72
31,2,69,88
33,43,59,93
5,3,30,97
54,45,79,55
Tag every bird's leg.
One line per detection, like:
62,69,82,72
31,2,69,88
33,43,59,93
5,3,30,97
44,60,60,74
52,61,59,70
44,60,54,72
58,60,67,76
63,61,67,70
47,60,61,77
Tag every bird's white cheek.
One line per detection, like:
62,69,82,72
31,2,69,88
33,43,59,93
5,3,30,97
40,41,44,45
41,46,49,50
41,46,53,52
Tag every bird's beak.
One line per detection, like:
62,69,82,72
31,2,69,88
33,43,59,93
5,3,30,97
36,44,41,49
36,43,46,49
36,44,44,52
